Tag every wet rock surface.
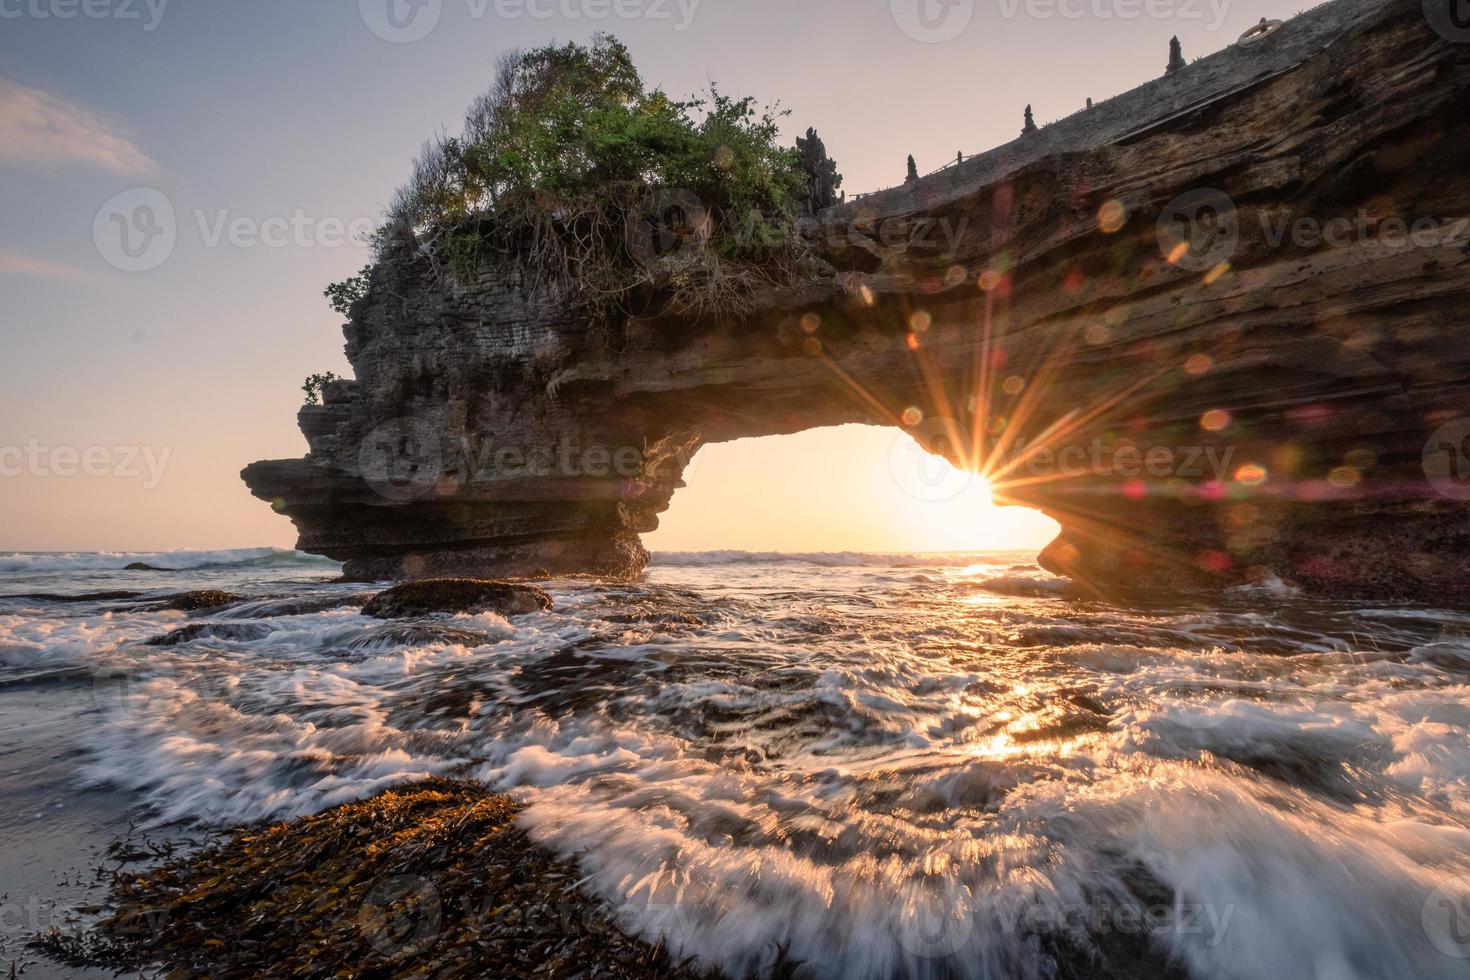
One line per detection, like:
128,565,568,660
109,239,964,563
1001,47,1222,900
224,593,374,618
362,579,554,619
146,622,276,647
346,623,497,651
155,590,243,612
243,0,1470,601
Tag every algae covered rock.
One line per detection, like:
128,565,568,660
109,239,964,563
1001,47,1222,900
362,579,553,619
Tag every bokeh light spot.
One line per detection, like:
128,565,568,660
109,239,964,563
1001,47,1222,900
1201,409,1232,432
1097,200,1127,234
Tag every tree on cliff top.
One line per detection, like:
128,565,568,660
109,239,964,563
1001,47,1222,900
367,35,835,321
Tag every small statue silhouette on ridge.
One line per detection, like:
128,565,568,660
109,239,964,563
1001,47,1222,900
906,155,919,183
795,127,842,215
1167,36,1186,75
1022,105,1038,135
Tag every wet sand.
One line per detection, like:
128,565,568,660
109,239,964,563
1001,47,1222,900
0,677,167,979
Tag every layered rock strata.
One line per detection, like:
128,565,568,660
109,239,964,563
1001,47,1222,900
245,0,1470,599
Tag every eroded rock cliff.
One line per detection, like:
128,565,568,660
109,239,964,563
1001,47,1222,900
245,0,1470,600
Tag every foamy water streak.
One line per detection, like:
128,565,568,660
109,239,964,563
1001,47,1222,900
4,551,1469,978
0,547,330,573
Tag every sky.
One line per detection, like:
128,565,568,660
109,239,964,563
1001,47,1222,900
0,0,1307,554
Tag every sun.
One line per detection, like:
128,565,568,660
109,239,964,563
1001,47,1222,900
899,466,1051,553
885,435,1056,553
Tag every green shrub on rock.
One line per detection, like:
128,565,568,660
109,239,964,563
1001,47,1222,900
350,34,837,322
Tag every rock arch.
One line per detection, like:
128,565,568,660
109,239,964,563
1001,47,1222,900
246,0,1470,600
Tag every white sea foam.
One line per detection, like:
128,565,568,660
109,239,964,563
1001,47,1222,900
0,608,180,671
0,547,335,574
4,553,1468,978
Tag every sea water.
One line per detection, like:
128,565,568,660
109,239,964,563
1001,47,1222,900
1,548,1468,979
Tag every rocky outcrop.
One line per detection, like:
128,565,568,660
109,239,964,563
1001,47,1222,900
361,580,554,619
245,0,1470,601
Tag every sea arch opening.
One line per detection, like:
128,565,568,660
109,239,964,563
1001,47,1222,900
643,424,1060,557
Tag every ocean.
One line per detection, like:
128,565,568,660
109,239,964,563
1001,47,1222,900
1,548,1468,979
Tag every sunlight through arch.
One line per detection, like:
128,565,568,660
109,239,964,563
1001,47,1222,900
644,424,1060,555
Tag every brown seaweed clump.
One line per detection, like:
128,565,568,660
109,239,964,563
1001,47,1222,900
34,779,714,979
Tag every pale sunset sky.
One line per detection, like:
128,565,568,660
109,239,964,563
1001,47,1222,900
1,0,1307,554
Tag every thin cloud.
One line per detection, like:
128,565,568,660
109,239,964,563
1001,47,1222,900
0,248,85,280
0,79,157,176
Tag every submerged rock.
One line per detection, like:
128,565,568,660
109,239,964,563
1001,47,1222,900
158,590,242,612
32,779,712,979
0,591,142,604
123,562,172,571
346,624,495,651
114,591,245,613
227,593,374,618
146,622,275,647
362,579,553,619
